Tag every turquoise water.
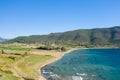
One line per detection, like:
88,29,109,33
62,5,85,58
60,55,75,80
42,49,120,80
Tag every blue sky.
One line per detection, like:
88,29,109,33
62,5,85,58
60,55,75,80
0,0,120,38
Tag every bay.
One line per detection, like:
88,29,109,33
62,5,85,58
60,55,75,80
42,48,120,80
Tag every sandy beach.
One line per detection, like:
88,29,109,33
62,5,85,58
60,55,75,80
30,49,77,80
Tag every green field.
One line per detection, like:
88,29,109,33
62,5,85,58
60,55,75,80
0,45,54,80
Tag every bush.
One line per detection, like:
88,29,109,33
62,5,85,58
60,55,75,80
37,46,67,51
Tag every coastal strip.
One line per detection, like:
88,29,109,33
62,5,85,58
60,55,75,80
38,48,78,80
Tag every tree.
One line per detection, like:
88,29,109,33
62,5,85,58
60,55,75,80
61,47,66,51
1,50,5,54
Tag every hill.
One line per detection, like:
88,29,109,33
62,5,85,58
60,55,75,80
0,37,7,42
7,26,120,47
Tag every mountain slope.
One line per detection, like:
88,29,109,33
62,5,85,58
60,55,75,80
0,37,7,42
7,26,120,45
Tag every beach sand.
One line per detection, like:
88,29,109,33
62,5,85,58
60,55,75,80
30,49,77,80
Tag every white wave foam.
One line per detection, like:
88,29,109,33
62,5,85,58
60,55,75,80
76,73,87,76
50,74,60,78
72,76,83,80
42,70,52,74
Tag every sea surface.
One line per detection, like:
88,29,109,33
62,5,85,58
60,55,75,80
42,48,120,80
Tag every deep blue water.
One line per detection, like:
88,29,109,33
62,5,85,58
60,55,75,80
42,49,120,80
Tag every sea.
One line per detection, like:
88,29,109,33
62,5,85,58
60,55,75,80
41,48,120,80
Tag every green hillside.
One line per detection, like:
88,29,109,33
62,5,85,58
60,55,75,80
7,26,120,47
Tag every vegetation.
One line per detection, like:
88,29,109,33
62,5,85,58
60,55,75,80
0,26,120,80
0,45,54,80
37,45,68,51
0,46,30,51
6,26,120,47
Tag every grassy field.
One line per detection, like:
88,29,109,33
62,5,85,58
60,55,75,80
0,44,55,80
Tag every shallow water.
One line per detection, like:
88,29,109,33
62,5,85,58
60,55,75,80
42,49,120,80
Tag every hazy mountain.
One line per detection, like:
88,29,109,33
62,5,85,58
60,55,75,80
7,26,120,46
0,37,7,42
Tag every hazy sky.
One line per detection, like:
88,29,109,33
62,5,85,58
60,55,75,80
0,0,120,38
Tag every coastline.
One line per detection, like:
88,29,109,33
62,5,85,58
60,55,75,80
38,48,78,80
38,47,120,80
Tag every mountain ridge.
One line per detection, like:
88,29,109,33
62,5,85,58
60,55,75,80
7,26,120,47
